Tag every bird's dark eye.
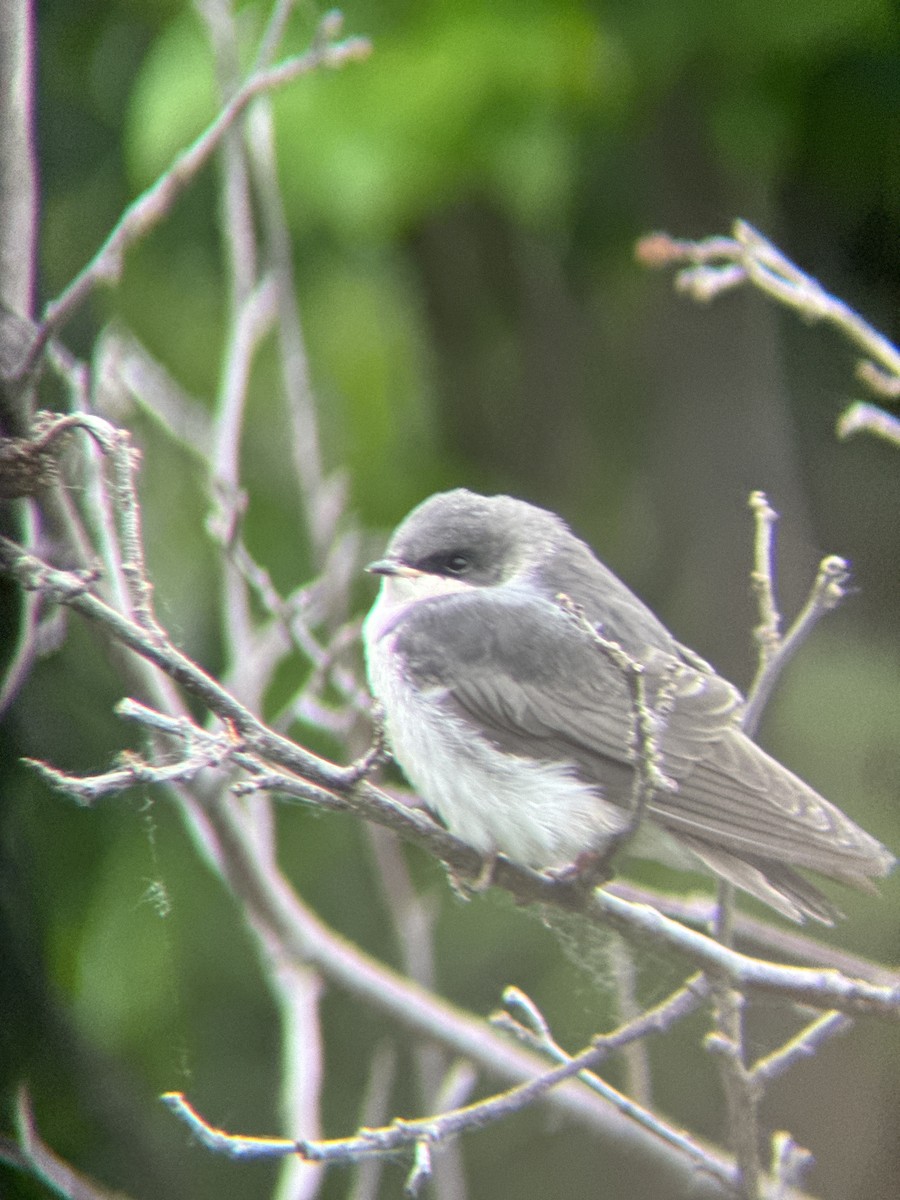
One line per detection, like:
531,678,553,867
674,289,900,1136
417,549,475,577
442,553,471,575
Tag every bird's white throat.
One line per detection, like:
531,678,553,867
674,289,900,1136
363,572,474,645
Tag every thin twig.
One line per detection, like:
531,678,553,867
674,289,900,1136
254,0,305,72
207,273,280,685
555,593,676,868
747,491,781,671
768,1133,814,1200
607,938,654,1108
0,502,41,712
749,1011,852,1089
741,488,851,737
707,986,762,1200
347,1041,398,1200
162,983,735,1179
245,92,337,563
199,0,259,311
743,553,851,736
837,400,900,446
94,326,213,456
32,16,370,350
496,980,714,1175
637,220,900,443
9,1087,134,1200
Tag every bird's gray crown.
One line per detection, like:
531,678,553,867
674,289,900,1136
382,489,681,654
384,489,574,588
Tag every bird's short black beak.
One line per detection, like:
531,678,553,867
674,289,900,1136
366,559,424,578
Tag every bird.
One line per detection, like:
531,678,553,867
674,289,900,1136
362,489,895,923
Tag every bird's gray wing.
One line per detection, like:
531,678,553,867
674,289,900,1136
659,725,893,879
393,588,893,881
392,587,741,795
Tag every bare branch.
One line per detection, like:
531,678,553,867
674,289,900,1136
637,221,900,445
94,326,214,454
164,995,726,1173
588,890,900,1020
495,980,717,1178
0,0,38,427
743,552,851,736
32,15,371,352
749,1011,852,1089
747,491,781,671
162,968,820,1200
0,532,365,794
769,1133,814,1200
24,745,229,803
706,986,762,1200
607,880,900,987
4,1087,135,1200
0,504,42,712
837,400,900,447
347,1041,398,1200
741,488,852,738
0,0,36,318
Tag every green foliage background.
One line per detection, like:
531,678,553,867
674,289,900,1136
3,1,900,1197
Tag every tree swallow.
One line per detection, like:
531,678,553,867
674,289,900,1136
363,489,894,922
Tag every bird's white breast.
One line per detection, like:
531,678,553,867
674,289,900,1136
363,585,623,867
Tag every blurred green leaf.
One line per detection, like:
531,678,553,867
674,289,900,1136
125,11,217,186
273,6,628,240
